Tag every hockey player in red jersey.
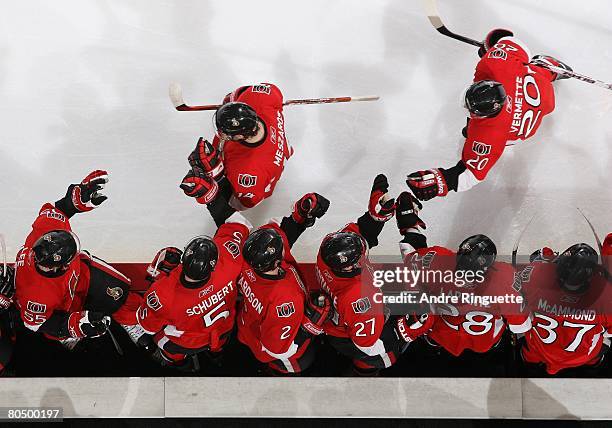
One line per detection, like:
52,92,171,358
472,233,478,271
315,175,431,375
185,83,293,211
407,29,572,201
395,192,530,364
237,192,331,374
517,243,612,375
14,171,141,349
134,179,252,371
0,265,15,374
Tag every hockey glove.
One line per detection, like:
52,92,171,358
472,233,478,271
406,168,449,201
188,137,224,179
68,311,110,339
180,167,219,204
291,193,330,227
396,192,426,235
531,55,573,81
368,174,396,222
301,293,331,336
146,246,183,282
0,265,14,310
60,170,109,215
394,313,433,343
479,28,514,57
604,233,612,257
529,247,557,263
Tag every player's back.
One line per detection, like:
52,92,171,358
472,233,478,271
150,261,238,348
218,83,292,207
420,252,518,355
520,263,612,374
475,37,555,142
237,261,306,359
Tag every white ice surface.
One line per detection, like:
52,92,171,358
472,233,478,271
0,0,610,262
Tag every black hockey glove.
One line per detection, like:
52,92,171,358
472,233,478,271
56,170,109,217
0,265,15,310
291,193,330,227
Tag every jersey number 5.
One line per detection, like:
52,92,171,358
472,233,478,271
202,301,230,327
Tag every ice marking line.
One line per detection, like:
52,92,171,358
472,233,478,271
119,377,140,416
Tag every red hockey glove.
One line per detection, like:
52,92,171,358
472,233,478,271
395,192,426,235
368,174,396,222
291,193,330,227
68,311,110,339
301,293,331,336
394,313,433,343
0,265,15,310
406,169,449,201
188,137,224,179
180,167,219,204
479,28,514,57
604,233,612,257
69,170,109,213
529,247,557,263
146,247,183,282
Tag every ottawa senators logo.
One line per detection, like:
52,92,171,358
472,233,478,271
472,141,492,156
224,241,240,259
237,174,257,188
276,302,295,318
351,297,371,314
146,291,163,311
106,286,124,301
252,84,271,95
26,301,46,314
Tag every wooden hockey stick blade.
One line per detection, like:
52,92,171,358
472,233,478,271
422,0,484,48
169,82,185,108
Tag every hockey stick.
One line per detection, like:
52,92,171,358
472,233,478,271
512,214,537,268
169,83,380,111
107,325,124,357
422,0,612,91
577,207,604,259
0,234,6,279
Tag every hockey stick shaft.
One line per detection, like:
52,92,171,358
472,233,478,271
512,214,536,268
107,326,124,356
423,0,612,91
169,83,379,111
0,234,6,278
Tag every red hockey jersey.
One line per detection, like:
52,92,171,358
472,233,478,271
213,83,293,209
461,37,556,183
14,204,90,335
136,216,250,352
518,262,612,374
402,245,530,356
316,223,386,350
237,223,309,371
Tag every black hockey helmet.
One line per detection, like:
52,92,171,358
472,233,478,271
320,232,366,275
214,102,259,138
181,236,218,283
556,243,598,293
456,234,497,273
32,230,80,277
243,228,284,273
464,80,507,117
